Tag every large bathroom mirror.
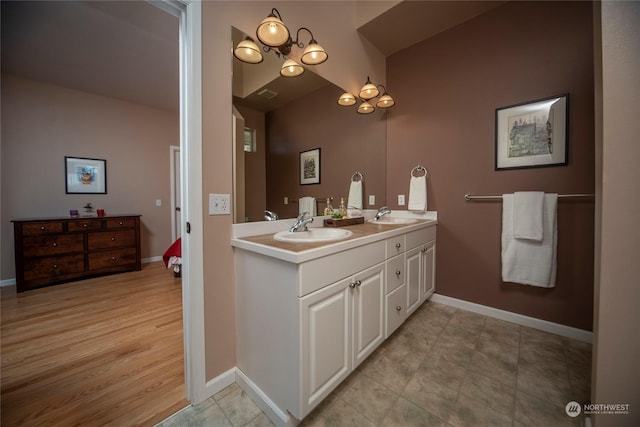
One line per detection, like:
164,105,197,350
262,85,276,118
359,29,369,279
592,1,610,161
232,27,387,223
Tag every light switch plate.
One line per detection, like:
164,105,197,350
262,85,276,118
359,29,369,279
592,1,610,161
369,195,375,205
398,194,405,206
209,194,231,215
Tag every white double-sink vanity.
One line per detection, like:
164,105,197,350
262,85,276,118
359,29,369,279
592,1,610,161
231,211,437,426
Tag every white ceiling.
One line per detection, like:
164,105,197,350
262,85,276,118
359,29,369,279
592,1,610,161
1,1,503,112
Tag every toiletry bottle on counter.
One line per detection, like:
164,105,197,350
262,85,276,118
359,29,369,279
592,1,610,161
324,198,334,216
338,198,348,217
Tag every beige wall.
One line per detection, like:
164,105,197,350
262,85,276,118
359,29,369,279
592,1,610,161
201,1,385,381
593,1,640,425
1,75,178,280
386,1,595,330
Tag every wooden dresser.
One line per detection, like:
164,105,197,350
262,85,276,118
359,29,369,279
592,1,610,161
12,215,141,292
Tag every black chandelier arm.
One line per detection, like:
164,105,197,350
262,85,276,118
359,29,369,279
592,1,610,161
270,8,283,20
293,27,315,48
376,84,389,95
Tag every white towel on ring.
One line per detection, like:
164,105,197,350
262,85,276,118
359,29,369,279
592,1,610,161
501,193,558,287
298,196,316,216
408,176,427,211
347,180,363,209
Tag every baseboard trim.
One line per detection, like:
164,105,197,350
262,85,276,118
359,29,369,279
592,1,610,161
143,256,163,264
0,278,16,287
204,366,236,397
235,368,293,427
431,293,593,343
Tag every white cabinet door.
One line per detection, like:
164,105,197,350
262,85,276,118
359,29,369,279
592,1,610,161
352,263,385,368
421,241,436,301
300,277,352,416
405,246,422,316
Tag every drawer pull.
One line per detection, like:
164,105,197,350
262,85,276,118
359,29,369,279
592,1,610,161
396,306,402,311
349,282,356,289
395,243,401,248
111,237,116,241
83,224,88,228
119,221,124,225
395,270,401,276
53,264,58,269
52,242,57,247
111,256,117,261
40,226,46,231
355,280,361,287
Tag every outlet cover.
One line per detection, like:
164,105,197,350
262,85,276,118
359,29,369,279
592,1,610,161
209,194,231,215
398,194,405,206
369,195,375,205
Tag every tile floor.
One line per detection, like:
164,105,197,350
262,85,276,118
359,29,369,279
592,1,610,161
157,301,591,427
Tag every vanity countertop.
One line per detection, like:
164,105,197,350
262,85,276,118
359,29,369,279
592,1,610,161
231,218,437,264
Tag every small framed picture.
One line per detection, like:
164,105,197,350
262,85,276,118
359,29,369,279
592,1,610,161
495,94,569,170
65,156,107,194
300,148,321,185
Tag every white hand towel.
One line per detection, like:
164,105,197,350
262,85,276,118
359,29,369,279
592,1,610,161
513,191,545,241
298,196,316,216
408,176,427,211
501,193,558,287
347,180,363,209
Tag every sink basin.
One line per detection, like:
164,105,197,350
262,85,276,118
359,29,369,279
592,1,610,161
274,228,353,243
368,217,418,225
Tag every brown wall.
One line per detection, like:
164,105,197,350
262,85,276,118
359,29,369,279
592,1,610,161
1,75,178,280
386,1,595,330
265,84,387,219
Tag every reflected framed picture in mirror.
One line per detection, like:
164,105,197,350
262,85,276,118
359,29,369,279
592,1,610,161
300,148,321,185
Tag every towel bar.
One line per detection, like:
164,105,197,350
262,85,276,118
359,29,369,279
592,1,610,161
464,193,594,201
351,171,364,182
411,165,428,178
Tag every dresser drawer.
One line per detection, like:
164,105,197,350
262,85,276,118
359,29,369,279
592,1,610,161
386,254,405,293
23,234,84,257
24,254,85,281
88,248,137,270
386,284,406,338
88,230,136,250
22,222,64,236
106,218,137,229
68,220,103,232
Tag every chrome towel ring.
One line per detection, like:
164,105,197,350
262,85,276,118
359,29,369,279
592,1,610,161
411,165,428,178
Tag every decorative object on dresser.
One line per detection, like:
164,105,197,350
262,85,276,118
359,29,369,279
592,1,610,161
12,215,141,293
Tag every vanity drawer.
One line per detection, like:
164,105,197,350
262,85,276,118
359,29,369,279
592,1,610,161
106,218,137,229
22,221,64,236
385,284,406,338
68,220,103,232
24,254,85,281
386,235,406,257
88,230,136,250
23,234,84,257
386,254,405,293
406,226,436,250
88,248,137,270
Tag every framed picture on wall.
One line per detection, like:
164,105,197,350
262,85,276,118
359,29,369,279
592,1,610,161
300,148,321,185
495,94,569,170
65,156,107,194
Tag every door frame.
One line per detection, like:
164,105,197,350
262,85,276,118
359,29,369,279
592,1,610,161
153,0,206,404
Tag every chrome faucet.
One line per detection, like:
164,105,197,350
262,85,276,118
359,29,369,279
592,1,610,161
289,212,314,232
374,206,392,221
264,210,279,221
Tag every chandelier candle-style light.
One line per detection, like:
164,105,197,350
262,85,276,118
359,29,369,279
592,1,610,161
234,8,328,77
338,76,395,114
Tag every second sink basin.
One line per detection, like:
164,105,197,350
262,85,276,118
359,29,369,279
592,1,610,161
274,228,353,243
369,217,418,225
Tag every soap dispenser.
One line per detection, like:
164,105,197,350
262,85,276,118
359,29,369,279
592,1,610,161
323,197,334,216
338,197,348,218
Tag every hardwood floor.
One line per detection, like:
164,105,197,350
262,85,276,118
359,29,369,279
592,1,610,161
1,261,187,426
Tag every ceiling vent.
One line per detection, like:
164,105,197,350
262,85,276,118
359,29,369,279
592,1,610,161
257,88,278,99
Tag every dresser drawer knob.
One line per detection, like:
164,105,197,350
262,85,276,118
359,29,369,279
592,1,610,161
52,242,57,247
112,256,117,261
40,226,46,231
53,264,58,269
119,221,124,226
83,224,88,228
111,237,116,241
395,243,401,249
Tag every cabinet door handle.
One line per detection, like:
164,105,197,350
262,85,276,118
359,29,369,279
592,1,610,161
396,306,402,311
395,243,401,249
395,270,401,276
355,280,361,287
349,282,357,289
